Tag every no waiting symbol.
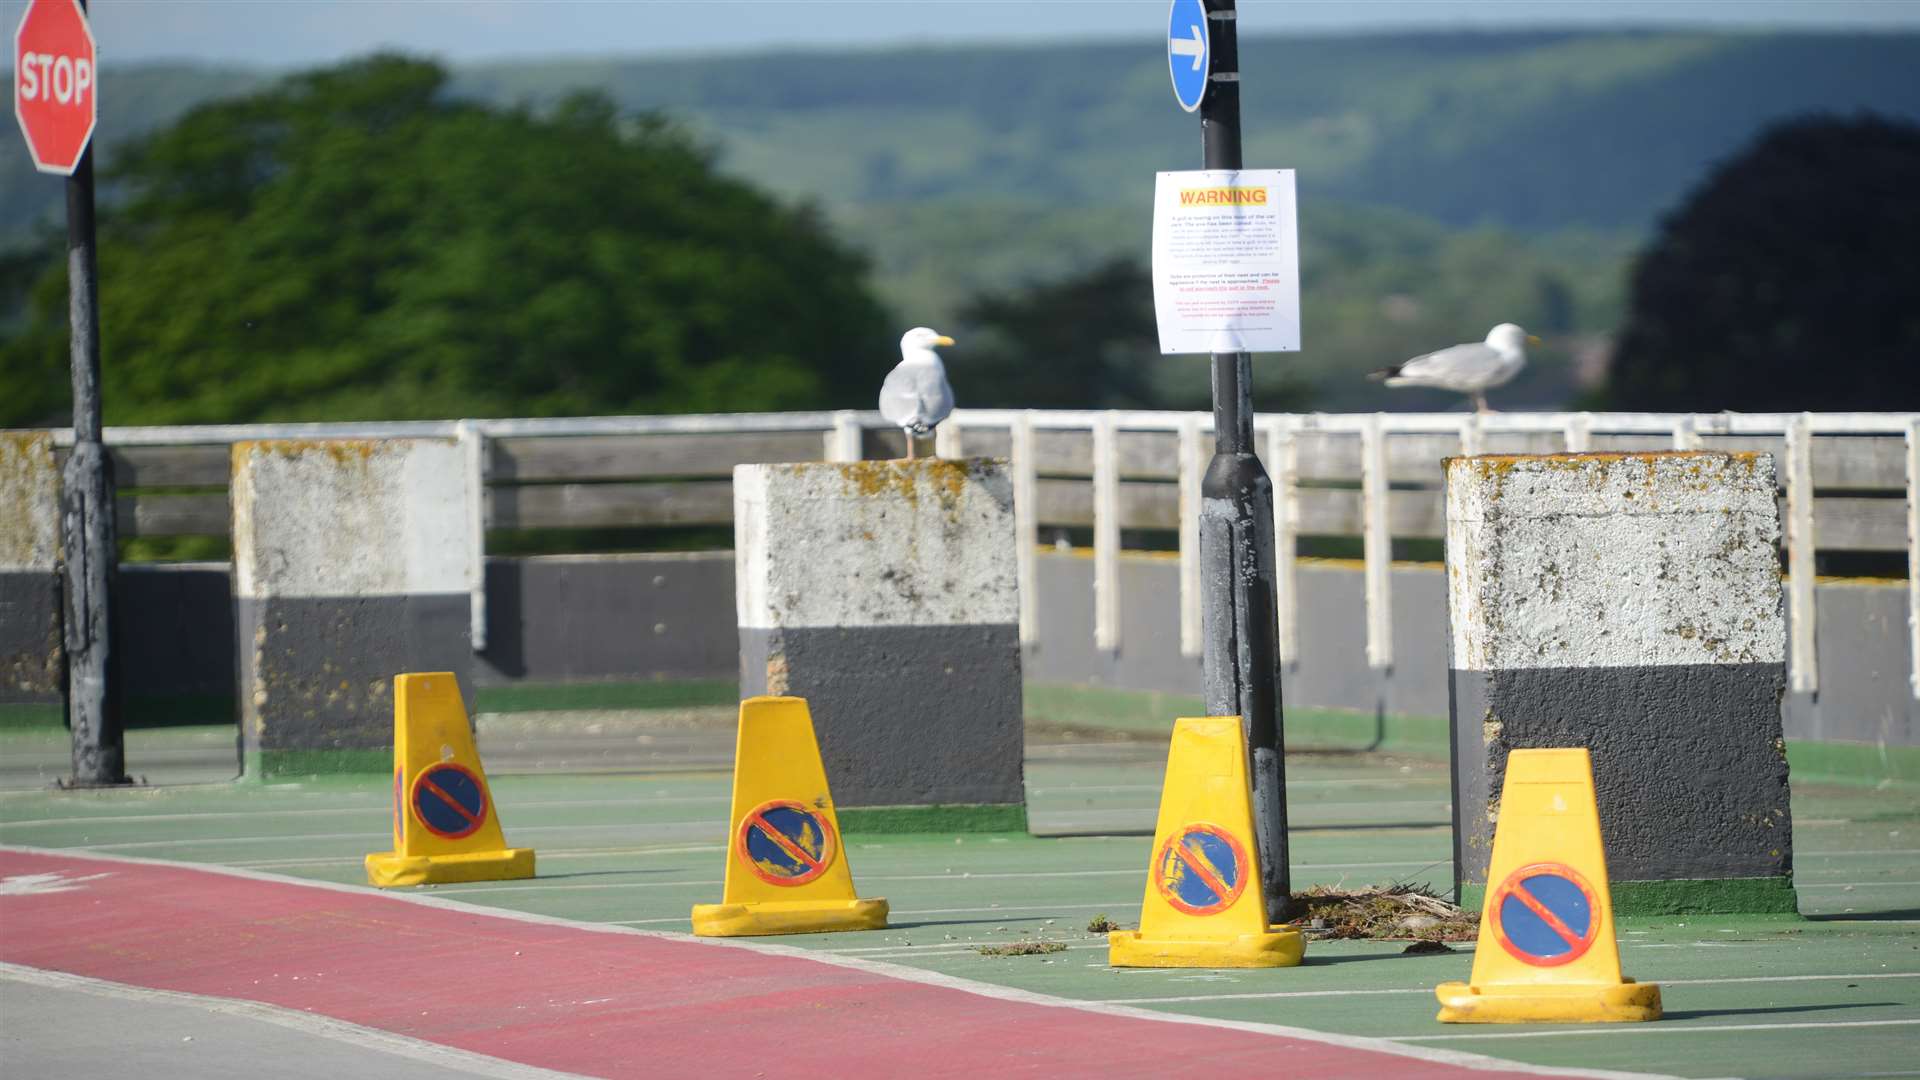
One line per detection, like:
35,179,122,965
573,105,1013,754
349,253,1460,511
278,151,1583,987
1155,823,1248,915
1491,862,1600,966
738,799,837,886
411,763,489,840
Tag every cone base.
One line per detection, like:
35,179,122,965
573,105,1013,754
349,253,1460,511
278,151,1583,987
690,897,890,937
365,848,535,888
1107,927,1306,968
1435,979,1663,1023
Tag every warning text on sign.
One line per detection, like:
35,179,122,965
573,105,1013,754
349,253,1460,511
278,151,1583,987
1151,169,1300,355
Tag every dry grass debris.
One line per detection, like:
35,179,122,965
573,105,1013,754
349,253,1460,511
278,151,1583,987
1286,884,1478,941
975,940,1069,957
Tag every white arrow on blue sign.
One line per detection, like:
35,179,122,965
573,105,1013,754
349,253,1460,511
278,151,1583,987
1167,0,1210,113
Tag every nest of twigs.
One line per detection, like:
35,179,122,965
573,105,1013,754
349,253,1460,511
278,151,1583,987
1286,884,1479,941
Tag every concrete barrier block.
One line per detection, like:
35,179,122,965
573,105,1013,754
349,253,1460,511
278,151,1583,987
1446,452,1794,915
735,459,1023,826
232,439,473,777
0,432,62,715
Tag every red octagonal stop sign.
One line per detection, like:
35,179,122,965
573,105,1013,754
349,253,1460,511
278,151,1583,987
13,0,97,176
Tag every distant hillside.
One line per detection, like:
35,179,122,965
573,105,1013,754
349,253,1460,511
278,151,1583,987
4,32,1914,411
6,32,1917,242
449,31,1920,230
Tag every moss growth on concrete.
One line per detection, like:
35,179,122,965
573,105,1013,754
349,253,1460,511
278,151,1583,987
837,802,1028,835
244,747,391,780
1460,875,1801,917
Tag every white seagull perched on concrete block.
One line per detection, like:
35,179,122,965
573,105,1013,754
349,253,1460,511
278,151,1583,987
879,326,956,459
1370,323,1540,413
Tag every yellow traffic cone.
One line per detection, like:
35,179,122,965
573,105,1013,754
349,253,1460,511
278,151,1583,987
1436,748,1661,1022
1109,716,1305,968
364,673,534,888
691,696,888,936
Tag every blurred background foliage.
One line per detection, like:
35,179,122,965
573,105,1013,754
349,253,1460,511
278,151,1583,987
2,32,1918,425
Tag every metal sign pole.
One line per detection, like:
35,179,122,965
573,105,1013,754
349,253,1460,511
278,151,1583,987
1194,0,1290,919
59,35,125,787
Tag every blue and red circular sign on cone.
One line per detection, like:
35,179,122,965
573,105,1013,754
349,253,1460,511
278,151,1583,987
1155,823,1248,915
738,799,837,887
411,763,489,840
1489,862,1601,966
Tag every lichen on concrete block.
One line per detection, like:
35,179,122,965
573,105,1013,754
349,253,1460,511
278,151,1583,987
1445,452,1793,915
735,459,1023,814
0,432,63,707
231,439,473,776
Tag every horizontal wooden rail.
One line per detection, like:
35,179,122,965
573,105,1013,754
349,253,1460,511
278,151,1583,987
23,406,1911,703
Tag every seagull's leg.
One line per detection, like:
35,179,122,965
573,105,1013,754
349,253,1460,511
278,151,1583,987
1474,391,1491,414
905,433,917,460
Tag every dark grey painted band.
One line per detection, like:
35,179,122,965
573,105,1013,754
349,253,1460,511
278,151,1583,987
0,569,62,704
1450,661,1791,887
236,593,472,755
120,565,235,701
477,555,736,684
740,623,1024,808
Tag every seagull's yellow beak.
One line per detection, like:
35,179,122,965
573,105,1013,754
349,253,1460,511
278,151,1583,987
1526,335,1542,346
934,335,956,347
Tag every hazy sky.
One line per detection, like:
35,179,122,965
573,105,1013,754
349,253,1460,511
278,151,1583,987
31,1,1920,69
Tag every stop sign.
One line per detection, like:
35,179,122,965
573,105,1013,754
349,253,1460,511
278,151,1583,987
13,0,96,176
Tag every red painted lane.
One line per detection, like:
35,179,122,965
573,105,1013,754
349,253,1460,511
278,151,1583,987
1,849,1552,1079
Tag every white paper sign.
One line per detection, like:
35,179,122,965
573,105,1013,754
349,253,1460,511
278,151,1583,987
1151,168,1301,354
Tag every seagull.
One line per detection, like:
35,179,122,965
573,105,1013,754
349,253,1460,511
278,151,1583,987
1370,323,1539,413
878,327,955,459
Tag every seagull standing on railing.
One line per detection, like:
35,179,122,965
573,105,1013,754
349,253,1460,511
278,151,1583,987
879,327,955,459
1370,323,1539,413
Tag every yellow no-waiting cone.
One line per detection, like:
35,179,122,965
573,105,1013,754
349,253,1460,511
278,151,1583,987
1436,747,1661,1022
691,696,888,936
1108,716,1304,968
365,673,534,888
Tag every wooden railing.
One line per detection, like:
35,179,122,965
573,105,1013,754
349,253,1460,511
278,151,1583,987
37,409,1920,700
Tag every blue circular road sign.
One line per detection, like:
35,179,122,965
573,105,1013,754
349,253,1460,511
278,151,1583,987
411,763,488,840
1154,823,1248,915
1490,862,1600,967
738,799,837,887
1168,0,1211,113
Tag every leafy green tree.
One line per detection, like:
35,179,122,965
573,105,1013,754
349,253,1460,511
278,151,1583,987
953,257,1160,410
1606,113,1920,411
0,55,893,426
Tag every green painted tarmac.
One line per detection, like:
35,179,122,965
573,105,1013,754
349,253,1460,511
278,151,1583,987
2,719,1917,1079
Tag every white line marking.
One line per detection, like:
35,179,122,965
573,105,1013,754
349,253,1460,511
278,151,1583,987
843,941,1112,959
0,796,731,829
446,858,1445,895
0,962,587,1080
613,901,1136,926
1399,1018,1920,1042
1105,972,1920,1005
230,844,725,869
1800,881,1920,888
0,845,1678,1079
75,822,722,851
0,870,113,895
1027,778,1446,796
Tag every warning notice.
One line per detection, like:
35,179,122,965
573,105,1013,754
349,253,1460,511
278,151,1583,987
1151,168,1300,355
